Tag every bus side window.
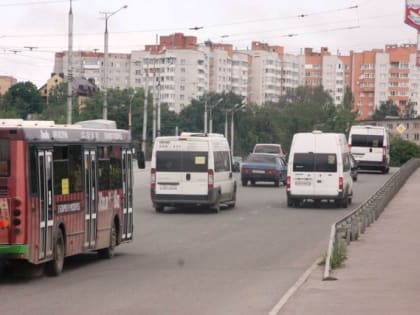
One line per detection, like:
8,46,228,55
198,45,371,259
69,145,83,192
98,146,111,191
53,146,69,195
29,146,38,195
110,145,123,189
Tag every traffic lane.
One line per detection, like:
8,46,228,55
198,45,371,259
0,168,393,315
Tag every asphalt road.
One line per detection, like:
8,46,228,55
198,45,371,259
0,166,394,315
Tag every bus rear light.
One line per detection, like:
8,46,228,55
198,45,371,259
339,177,344,191
13,198,22,207
286,176,291,189
0,219,9,229
13,218,21,226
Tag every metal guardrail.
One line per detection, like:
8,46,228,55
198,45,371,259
323,158,420,280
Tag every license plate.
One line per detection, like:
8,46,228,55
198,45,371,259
295,180,311,186
159,184,178,190
252,170,265,174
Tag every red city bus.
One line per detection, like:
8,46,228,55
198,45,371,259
0,119,145,276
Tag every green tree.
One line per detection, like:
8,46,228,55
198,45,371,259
1,82,44,118
372,100,399,120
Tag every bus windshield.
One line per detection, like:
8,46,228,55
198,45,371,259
0,139,10,177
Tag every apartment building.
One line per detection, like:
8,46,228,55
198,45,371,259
281,53,303,96
54,51,131,90
51,32,420,119
243,42,283,104
0,75,17,95
131,49,208,113
322,55,346,105
200,42,249,99
351,44,420,120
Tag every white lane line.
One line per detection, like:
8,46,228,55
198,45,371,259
268,257,322,315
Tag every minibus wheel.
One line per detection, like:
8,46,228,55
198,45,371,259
45,229,65,277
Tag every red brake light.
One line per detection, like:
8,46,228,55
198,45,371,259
286,176,291,189
151,168,156,187
383,146,387,161
339,177,344,190
208,169,214,189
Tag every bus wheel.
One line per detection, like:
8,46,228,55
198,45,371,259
45,229,65,277
98,223,117,259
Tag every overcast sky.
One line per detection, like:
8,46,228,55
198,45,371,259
0,0,417,87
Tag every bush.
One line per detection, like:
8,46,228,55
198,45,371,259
390,135,420,166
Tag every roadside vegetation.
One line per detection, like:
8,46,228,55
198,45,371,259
1,82,419,163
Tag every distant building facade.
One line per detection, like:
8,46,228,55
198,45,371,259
0,75,17,95
52,33,420,118
361,118,420,145
39,73,98,110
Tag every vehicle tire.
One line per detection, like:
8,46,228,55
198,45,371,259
250,180,255,186
155,204,165,213
45,229,65,277
241,179,247,186
274,180,280,187
287,197,293,207
353,175,358,182
226,188,236,209
212,197,221,213
98,222,117,259
341,194,349,208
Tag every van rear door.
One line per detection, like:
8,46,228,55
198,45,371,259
291,153,316,196
312,153,338,197
350,132,384,163
155,141,209,197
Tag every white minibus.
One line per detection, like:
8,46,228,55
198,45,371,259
150,133,236,213
286,131,353,208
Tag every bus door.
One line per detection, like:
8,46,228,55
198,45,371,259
122,149,133,240
84,149,97,249
37,149,54,260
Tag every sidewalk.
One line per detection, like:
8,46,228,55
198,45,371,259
278,168,420,315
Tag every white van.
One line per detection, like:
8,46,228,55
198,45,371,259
150,132,236,213
348,125,390,173
286,131,353,208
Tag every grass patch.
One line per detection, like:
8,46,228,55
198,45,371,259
330,243,347,269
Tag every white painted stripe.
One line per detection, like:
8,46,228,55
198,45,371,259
268,258,322,315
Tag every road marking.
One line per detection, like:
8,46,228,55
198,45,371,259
268,257,322,315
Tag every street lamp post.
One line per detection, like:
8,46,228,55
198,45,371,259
209,97,223,133
128,90,136,134
230,103,246,155
101,4,128,120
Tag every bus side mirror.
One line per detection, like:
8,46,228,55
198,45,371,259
137,151,145,169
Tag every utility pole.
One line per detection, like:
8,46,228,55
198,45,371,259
101,5,128,120
66,0,73,124
152,58,157,143
142,69,148,159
